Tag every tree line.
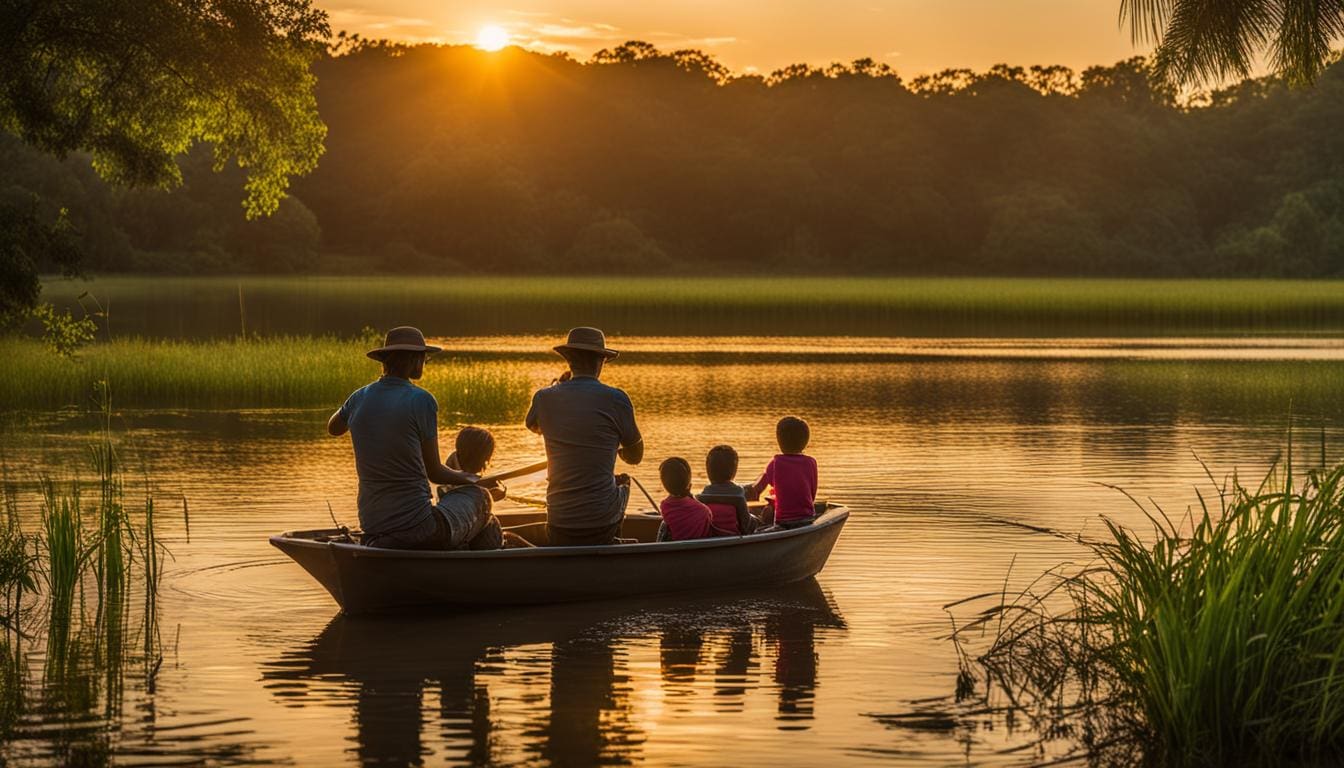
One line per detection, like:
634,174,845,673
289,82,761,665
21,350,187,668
7,41,1344,278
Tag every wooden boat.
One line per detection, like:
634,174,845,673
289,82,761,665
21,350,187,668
270,503,848,615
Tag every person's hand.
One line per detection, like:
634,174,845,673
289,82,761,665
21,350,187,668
615,473,631,486
473,475,497,488
488,484,507,502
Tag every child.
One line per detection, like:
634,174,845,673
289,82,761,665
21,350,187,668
747,416,818,529
445,426,534,548
697,444,759,535
656,457,716,542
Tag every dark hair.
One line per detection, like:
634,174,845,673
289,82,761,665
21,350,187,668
454,426,495,474
381,349,424,379
706,444,739,483
776,416,810,454
561,348,604,376
660,456,692,496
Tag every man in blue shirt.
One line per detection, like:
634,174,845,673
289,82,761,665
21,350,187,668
328,326,503,550
526,327,644,546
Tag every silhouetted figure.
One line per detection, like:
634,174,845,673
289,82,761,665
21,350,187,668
526,328,644,546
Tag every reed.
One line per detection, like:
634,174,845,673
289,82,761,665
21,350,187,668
952,451,1344,764
0,336,531,418
0,482,37,633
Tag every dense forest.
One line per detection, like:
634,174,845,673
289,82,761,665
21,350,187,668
5,41,1344,277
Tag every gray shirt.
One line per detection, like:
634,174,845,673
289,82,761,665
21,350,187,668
525,376,642,530
339,376,437,536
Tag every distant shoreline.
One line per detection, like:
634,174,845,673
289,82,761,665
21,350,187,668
39,275,1344,339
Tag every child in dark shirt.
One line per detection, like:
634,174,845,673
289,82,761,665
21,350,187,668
656,457,717,542
747,416,819,529
697,444,759,535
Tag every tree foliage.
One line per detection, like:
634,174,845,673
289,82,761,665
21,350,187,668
0,0,329,218
6,41,1344,278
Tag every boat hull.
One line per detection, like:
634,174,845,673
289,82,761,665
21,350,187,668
271,506,848,615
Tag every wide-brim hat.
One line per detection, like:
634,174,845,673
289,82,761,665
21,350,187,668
367,326,442,361
553,326,619,359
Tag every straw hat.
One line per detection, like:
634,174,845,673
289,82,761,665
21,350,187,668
366,326,442,361
553,327,619,359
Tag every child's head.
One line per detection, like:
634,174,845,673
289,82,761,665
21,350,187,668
706,444,739,484
454,426,495,475
660,457,693,497
776,416,810,454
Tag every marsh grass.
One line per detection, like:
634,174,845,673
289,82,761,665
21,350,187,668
951,449,1344,765
0,336,531,417
1,383,167,756
41,276,1344,338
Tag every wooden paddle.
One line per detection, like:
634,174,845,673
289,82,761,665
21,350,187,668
477,459,548,485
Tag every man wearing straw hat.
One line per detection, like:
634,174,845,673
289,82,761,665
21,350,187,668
328,326,504,550
526,327,644,546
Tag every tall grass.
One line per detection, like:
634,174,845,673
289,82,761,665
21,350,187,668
952,452,1344,764
41,275,1344,338
2,383,167,751
0,336,531,417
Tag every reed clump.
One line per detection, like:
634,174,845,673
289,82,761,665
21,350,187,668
0,384,166,753
952,453,1344,765
0,336,530,418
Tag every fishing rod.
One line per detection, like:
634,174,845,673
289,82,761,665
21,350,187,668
628,475,660,513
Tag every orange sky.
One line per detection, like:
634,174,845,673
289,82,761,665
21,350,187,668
319,0,1153,76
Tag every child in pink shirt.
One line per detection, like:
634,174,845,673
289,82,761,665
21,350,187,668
656,457,716,542
748,416,819,529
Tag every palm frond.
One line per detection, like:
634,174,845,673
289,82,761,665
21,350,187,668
1120,0,1344,86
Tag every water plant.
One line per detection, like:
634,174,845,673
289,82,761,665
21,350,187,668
950,450,1344,765
0,336,531,418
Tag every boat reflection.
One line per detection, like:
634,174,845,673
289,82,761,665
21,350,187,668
261,579,845,766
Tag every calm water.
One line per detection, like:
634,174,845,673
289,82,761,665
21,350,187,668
3,338,1343,766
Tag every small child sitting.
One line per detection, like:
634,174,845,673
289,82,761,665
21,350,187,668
747,416,818,529
445,426,533,548
656,457,717,542
697,444,759,535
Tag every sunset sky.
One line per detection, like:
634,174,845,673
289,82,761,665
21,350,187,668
320,0,1153,76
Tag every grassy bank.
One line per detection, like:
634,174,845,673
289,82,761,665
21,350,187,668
0,337,531,418
953,453,1344,764
41,276,1344,338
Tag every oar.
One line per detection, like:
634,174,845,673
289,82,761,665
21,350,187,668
478,459,548,485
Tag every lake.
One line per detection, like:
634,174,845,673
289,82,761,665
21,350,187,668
2,335,1342,766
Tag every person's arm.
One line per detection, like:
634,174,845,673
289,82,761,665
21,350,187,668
614,390,644,466
618,438,644,466
524,391,542,435
421,438,504,498
732,496,753,534
326,408,348,437
745,460,773,501
328,391,357,436
415,391,502,498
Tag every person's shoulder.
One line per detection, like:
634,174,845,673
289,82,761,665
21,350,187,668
601,382,633,404
345,381,375,402
409,382,438,408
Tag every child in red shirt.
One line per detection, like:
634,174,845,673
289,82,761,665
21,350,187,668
748,416,818,529
656,457,716,542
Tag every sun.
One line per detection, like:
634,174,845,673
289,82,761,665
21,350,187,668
475,25,509,52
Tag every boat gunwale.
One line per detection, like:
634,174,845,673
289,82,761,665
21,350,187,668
269,506,849,559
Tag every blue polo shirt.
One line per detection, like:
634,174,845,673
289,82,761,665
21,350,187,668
525,376,642,530
339,376,438,536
